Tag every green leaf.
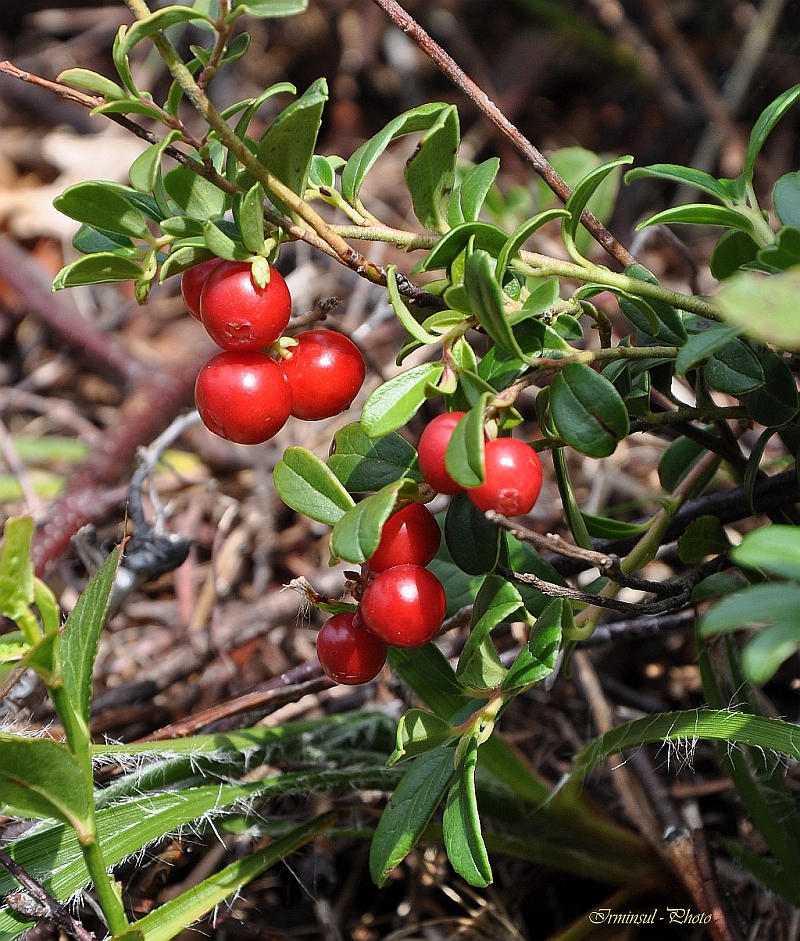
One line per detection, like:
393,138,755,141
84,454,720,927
625,163,732,203
342,103,449,205
159,244,216,281
580,512,649,540
445,398,488,489
448,158,500,226
230,0,309,16
327,423,421,491
236,183,266,254
549,362,629,458
412,222,508,275
658,433,708,492
60,546,121,728
404,104,460,233
369,747,456,886
0,517,35,624
731,525,800,579
464,251,530,363
710,229,761,280
718,269,800,352
675,323,739,375
743,349,799,426
118,6,212,61
495,210,569,281
635,203,757,234
386,266,439,344
164,145,227,218
619,264,687,343
443,734,492,886
704,339,764,396
72,224,136,256
52,253,145,290
742,620,800,685
503,597,564,691
388,643,476,723
456,575,520,689
444,493,501,576
0,734,89,832
114,814,334,941
202,219,250,261
691,571,749,603
273,447,355,525
389,709,454,765
562,155,632,263
330,479,417,564
361,363,444,437
54,181,151,239
254,78,328,216
57,68,127,101
701,583,800,636
677,515,730,564
129,129,182,194
773,171,800,227
91,98,166,120
757,225,800,272
742,84,800,186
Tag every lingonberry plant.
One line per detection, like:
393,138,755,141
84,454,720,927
2,0,800,937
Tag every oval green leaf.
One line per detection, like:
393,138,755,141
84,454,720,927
273,447,355,525
549,362,629,458
361,363,444,438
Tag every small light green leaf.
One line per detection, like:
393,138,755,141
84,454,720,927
580,513,649,540
635,204,757,234
457,575,521,689
52,253,145,290
330,479,417,564
550,362,629,458
369,747,456,886
464,251,530,363
443,735,492,886
743,84,800,186
0,734,90,831
159,244,216,281
342,102,449,205
705,340,764,396
718,269,800,352
129,129,182,194
91,98,166,120
203,220,250,261
562,155,632,264
231,0,309,16
731,525,800,579
361,363,444,438
61,546,121,728
404,104,460,233
496,210,569,281
444,493,500,577
448,158,500,226
57,68,127,101
327,422,421,491
675,323,739,375
773,171,800,228
389,709,454,765
412,222,507,275
445,397,488,489
256,78,328,216
678,516,730,564
273,447,355,525
159,216,205,238
0,517,35,625
503,597,564,691
54,181,151,239
743,349,799,426
386,266,439,344
625,164,732,203
742,620,800,685
119,6,212,61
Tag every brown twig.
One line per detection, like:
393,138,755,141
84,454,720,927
370,0,636,268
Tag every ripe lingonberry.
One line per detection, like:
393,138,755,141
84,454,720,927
467,437,543,517
280,329,366,420
316,611,387,685
367,503,441,573
417,411,467,494
199,260,291,351
194,350,292,445
181,257,221,320
359,563,446,648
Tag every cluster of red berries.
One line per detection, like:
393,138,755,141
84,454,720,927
183,258,366,444
316,502,446,685
417,411,543,517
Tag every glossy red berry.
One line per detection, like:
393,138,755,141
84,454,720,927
359,564,446,648
467,437,543,517
316,611,387,685
194,350,292,445
280,330,366,420
181,258,222,320
417,411,467,494
199,260,291,351
367,503,441,573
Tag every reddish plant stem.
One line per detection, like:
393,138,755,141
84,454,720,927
370,0,636,268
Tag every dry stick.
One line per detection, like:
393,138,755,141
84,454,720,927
0,849,96,941
370,0,636,268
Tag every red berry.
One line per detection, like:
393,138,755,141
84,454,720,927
417,411,467,494
367,503,441,573
467,437,543,517
194,350,292,445
280,330,366,420
181,258,222,320
316,611,387,685
199,260,291,351
359,564,446,648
